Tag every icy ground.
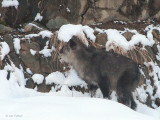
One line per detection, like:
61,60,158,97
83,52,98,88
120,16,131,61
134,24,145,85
0,93,160,120
0,75,160,120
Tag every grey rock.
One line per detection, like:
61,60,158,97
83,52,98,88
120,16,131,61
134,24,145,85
24,24,41,32
25,78,35,89
20,51,41,73
23,22,45,32
122,32,135,41
37,80,52,92
29,41,40,51
9,52,21,68
46,17,69,29
95,0,124,10
155,98,160,106
3,34,14,51
0,24,12,33
32,36,48,49
40,57,52,74
151,44,158,55
95,33,108,46
152,29,160,41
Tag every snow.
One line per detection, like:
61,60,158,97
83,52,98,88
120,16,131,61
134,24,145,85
4,63,26,86
26,68,32,75
38,30,53,38
25,34,39,39
0,96,159,120
136,85,148,103
32,74,44,84
13,38,21,54
26,32,54,57
114,20,127,24
83,25,96,42
0,62,160,120
66,7,70,12
14,67,26,86
46,71,65,85
25,30,52,39
26,23,43,30
2,0,19,9
39,48,52,57
95,28,104,33
39,41,55,57
34,13,43,22
0,42,10,60
137,102,160,119
58,24,96,42
30,49,36,56
0,68,160,120
45,69,87,87
105,29,155,51
105,29,129,51
130,34,154,47
64,68,87,87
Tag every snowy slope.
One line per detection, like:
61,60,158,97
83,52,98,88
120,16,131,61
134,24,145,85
0,74,160,120
0,96,160,120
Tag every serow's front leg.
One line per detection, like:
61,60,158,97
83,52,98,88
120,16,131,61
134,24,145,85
89,84,98,97
98,77,110,99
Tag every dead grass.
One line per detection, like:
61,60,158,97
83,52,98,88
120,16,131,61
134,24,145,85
49,33,153,72
109,43,153,65
49,32,68,72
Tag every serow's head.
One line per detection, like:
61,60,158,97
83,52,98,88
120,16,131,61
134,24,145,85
59,36,80,63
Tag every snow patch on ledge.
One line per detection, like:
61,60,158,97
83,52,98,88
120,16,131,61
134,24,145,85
30,49,36,56
38,30,53,38
13,38,21,54
46,71,65,85
0,42,10,60
105,29,155,51
64,68,87,87
2,0,19,8
25,30,53,39
45,69,87,87
58,24,96,42
39,41,55,57
32,74,44,84
34,13,43,22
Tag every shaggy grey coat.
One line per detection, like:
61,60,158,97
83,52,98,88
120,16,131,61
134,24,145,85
59,36,139,110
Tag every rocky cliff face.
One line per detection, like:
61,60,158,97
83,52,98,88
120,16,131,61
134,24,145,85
0,0,160,28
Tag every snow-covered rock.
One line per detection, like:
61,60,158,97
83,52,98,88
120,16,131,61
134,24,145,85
46,71,65,85
2,0,19,8
0,42,10,60
58,24,96,43
32,74,44,84
34,13,43,22
13,38,21,54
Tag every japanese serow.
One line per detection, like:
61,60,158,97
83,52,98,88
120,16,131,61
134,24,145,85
59,36,139,110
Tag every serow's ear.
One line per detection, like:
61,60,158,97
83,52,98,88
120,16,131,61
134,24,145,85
69,39,77,50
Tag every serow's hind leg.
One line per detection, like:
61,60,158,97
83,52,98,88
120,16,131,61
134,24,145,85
117,71,138,110
117,90,137,110
131,95,137,110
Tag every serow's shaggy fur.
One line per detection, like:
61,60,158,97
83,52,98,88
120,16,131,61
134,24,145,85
59,36,139,110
